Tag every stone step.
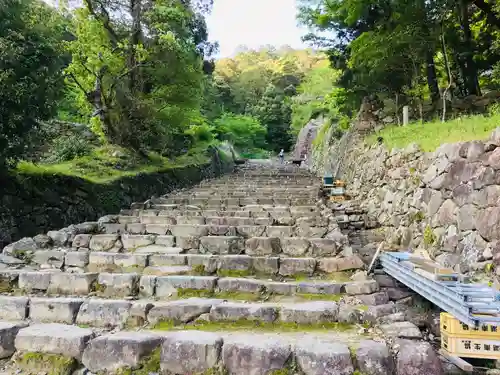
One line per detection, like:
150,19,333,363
82,233,345,255
118,214,328,227
2,271,379,299
34,251,364,275
0,295,391,328
101,223,331,238
127,205,322,217
2,320,438,375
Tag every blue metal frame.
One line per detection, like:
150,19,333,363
380,252,500,327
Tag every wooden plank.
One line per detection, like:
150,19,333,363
439,349,474,372
408,257,455,275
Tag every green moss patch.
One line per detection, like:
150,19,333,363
216,269,253,278
16,352,76,375
176,288,215,298
112,347,161,375
296,293,342,302
153,318,361,333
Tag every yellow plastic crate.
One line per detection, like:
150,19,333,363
440,312,500,339
441,332,500,359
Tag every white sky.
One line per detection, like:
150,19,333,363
206,0,308,58
42,0,309,58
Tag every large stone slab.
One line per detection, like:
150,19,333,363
395,339,443,375
97,272,140,297
48,273,98,295
355,340,394,375
19,271,52,292
29,297,84,324
82,332,162,373
147,298,220,324
76,299,132,328
245,237,281,256
0,321,28,358
161,331,223,374
279,258,316,276
279,302,339,324
210,302,278,322
15,323,94,360
0,296,28,320
295,339,353,375
217,277,264,293
200,236,244,254
156,275,217,298
281,237,310,256
222,335,292,375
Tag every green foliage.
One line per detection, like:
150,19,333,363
214,113,267,152
64,0,210,153
44,133,92,163
210,47,328,151
367,113,500,151
0,0,68,168
297,0,500,121
423,225,437,247
290,60,350,135
17,145,209,183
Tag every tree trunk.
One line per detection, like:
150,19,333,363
458,0,481,96
425,52,440,103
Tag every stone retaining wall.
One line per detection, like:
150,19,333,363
0,148,232,247
315,127,500,275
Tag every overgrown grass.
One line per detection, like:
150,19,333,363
153,318,364,333
16,145,209,183
366,113,500,152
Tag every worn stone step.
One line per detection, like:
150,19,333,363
68,232,349,255
1,321,439,375
0,295,387,329
2,270,380,299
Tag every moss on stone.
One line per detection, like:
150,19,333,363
0,278,15,293
113,347,161,375
216,291,262,301
16,352,76,375
153,318,361,333
176,288,215,298
296,293,342,302
356,305,369,312
91,280,107,294
121,265,144,273
216,269,253,278
411,211,425,223
423,225,436,247
192,264,208,275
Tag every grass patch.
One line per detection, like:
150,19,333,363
291,271,353,283
16,352,76,375
366,113,500,152
153,318,361,333
174,288,263,302
112,348,161,375
296,293,342,302
216,269,253,278
16,145,209,184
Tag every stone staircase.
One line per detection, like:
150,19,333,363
0,164,444,374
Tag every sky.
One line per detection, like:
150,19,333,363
41,0,309,58
206,0,308,58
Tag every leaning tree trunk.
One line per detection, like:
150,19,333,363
458,0,481,96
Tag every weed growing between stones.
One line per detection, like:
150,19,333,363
295,293,342,302
176,288,215,298
90,280,107,294
112,347,161,375
16,352,76,375
216,269,253,278
410,211,425,223
192,264,207,275
423,225,436,248
153,318,363,333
